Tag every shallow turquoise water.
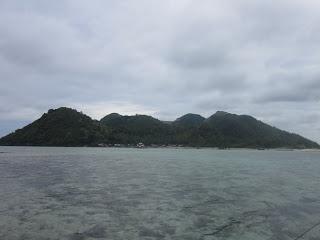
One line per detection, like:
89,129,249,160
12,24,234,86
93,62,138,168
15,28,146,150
0,147,320,239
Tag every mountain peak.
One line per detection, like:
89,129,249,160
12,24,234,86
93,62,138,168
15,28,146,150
176,113,205,120
0,106,106,146
100,113,122,122
174,113,205,127
213,111,231,117
47,107,77,114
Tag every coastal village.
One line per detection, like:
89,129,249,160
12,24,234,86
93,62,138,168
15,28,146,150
97,142,186,148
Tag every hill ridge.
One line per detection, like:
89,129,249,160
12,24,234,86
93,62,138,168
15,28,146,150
0,107,318,148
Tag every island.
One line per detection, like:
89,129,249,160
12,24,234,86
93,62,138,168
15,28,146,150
0,107,318,149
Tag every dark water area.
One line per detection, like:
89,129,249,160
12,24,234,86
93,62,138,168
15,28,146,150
0,147,320,240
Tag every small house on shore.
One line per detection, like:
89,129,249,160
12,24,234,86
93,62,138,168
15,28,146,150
137,142,145,148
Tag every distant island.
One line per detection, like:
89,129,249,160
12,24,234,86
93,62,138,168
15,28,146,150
0,107,319,149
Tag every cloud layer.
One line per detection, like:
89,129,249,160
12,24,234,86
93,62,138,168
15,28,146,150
1,0,320,142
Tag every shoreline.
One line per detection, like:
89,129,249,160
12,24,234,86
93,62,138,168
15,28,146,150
0,145,319,152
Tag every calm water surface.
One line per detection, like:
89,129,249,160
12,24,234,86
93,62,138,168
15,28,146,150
0,147,320,240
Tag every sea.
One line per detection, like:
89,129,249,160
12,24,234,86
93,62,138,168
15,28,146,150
0,146,320,240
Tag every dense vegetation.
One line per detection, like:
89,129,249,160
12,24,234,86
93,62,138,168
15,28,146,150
101,113,174,144
0,108,109,146
0,107,319,148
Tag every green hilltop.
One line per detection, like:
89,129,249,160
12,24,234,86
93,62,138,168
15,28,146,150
0,107,318,149
0,108,109,146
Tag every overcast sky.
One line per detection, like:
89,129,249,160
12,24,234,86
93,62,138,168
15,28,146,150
0,0,320,142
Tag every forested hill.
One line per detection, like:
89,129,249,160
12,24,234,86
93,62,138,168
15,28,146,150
0,107,318,149
0,108,109,146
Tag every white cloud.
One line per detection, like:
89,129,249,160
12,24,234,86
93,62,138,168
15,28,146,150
72,101,157,120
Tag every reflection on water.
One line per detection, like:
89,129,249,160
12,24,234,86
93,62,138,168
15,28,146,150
0,147,320,239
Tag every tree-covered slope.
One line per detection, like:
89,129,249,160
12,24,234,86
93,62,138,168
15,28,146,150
100,114,173,144
100,113,122,124
170,114,206,145
0,108,319,148
198,111,319,148
0,107,109,146
173,113,205,127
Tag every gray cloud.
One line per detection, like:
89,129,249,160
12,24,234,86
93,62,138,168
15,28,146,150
0,0,320,142
258,70,320,102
